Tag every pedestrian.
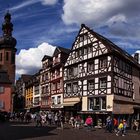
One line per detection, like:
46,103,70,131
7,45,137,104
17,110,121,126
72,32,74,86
113,118,118,132
133,120,139,131
116,120,124,136
48,112,52,125
54,113,58,127
41,112,46,126
74,115,81,129
69,116,74,127
35,112,42,127
105,116,112,133
123,120,127,136
85,115,93,131
74,116,81,129
60,114,64,129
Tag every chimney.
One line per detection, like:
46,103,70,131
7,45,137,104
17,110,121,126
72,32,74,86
134,53,139,63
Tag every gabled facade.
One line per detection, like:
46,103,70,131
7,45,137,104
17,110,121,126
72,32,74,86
32,72,40,109
14,74,32,112
50,47,70,110
40,55,53,110
64,24,140,123
25,77,34,109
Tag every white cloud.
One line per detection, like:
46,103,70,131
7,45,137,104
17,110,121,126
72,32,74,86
61,0,140,47
107,14,127,26
41,0,58,5
62,0,140,26
9,0,58,12
62,0,123,25
16,42,56,77
9,0,39,11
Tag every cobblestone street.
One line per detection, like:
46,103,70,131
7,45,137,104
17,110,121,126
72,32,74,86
0,121,140,140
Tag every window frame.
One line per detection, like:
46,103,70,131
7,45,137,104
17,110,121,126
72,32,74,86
99,57,107,69
73,82,78,93
88,97,106,111
57,96,61,104
87,62,94,72
99,77,107,89
0,86,4,93
88,80,94,91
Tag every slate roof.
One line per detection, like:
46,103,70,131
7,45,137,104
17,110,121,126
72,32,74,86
81,24,140,68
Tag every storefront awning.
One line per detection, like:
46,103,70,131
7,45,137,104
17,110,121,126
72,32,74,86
113,104,134,114
63,101,79,107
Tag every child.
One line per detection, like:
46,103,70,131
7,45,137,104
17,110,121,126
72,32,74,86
116,120,124,136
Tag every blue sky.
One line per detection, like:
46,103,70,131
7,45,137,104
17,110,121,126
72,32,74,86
0,0,140,79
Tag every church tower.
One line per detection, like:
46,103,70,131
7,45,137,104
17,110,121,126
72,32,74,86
0,12,17,85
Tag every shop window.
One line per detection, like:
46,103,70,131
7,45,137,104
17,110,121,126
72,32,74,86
88,97,106,110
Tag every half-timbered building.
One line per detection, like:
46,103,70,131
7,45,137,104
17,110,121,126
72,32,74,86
25,77,34,110
32,72,40,112
14,74,31,112
50,47,70,110
40,55,53,111
64,24,140,125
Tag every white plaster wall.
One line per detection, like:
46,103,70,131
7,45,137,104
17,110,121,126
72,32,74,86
82,96,87,111
106,95,114,111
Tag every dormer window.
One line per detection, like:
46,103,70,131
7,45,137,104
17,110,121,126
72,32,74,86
53,54,60,65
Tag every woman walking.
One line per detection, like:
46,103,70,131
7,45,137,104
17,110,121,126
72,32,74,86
85,116,93,131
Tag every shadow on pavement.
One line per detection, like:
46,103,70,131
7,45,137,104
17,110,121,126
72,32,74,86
0,121,57,140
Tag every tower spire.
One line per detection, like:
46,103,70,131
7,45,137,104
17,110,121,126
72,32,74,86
2,11,13,36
